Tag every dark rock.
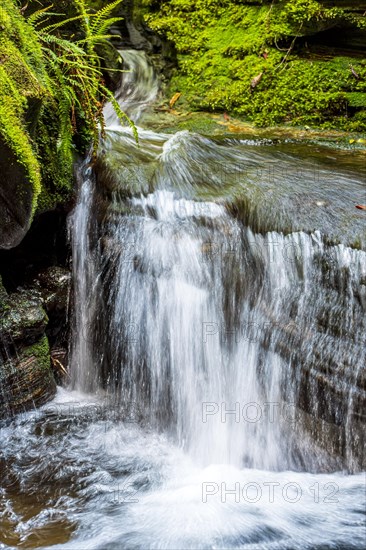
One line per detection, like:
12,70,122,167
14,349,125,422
0,285,57,419
37,266,71,313
0,138,33,250
51,347,69,384
0,289,48,346
35,266,71,364
95,41,123,92
0,275,7,303
0,206,71,292
0,335,56,419
0,223,71,421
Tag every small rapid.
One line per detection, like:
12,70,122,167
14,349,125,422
0,50,365,549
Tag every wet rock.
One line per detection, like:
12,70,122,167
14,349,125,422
51,347,69,384
0,138,33,250
0,335,56,419
0,275,7,303
0,283,58,419
0,289,48,346
35,266,71,370
36,266,71,314
95,41,123,92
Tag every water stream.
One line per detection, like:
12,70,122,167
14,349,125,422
0,50,365,549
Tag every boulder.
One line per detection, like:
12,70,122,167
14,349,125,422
0,335,56,419
0,289,48,346
0,138,33,250
0,285,56,419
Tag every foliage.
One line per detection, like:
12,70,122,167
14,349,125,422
0,2,45,210
0,0,136,215
33,0,137,160
145,0,366,131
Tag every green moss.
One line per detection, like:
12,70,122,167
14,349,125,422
0,0,126,219
145,0,366,131
172,114,223,134
34,104,75,212
23,335,51,372
0,1,75,215
0,7,45,213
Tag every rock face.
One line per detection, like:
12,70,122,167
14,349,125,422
0,264,71,418
0,336,56,419
0,139,34,250
36,266,71,376
0,279,56,418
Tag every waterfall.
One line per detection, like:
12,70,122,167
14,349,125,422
2,48,363,550
70,50,366,474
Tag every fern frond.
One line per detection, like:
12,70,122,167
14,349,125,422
90,0,124,35
38,32,86,55
76,34,118,46
27,5,54,25
41,14,99,33
27,0,138,163
73,0,93,56
93,17,123,37
101,84,139,144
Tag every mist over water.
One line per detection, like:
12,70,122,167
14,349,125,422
1,50,365,549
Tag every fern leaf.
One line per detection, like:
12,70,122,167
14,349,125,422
101,85,139,144
93,17,123,37
41,14,99,33
90,0,124,35
28,5,54,26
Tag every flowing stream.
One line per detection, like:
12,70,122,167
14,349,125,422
0,50,365,549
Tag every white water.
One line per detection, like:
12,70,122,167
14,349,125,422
0,388,365,549
104,49,160,125
1,50,365,549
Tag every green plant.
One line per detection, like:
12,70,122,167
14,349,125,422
145,0,366,132
0,1,45,210
31,0,138,162
0,0,138,217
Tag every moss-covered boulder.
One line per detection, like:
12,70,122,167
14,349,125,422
0,285,56,418
0,0,126,251
143,0,366,131
0,0,72,250
0,335,56,419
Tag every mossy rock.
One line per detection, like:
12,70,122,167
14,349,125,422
143,0,366,132
0,288,48,346
0,0,68,247
0,335,56,419
0,282,56,419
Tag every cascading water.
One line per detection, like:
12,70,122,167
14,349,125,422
1,50,365,549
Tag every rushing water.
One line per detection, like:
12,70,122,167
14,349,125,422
1,50,365,549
